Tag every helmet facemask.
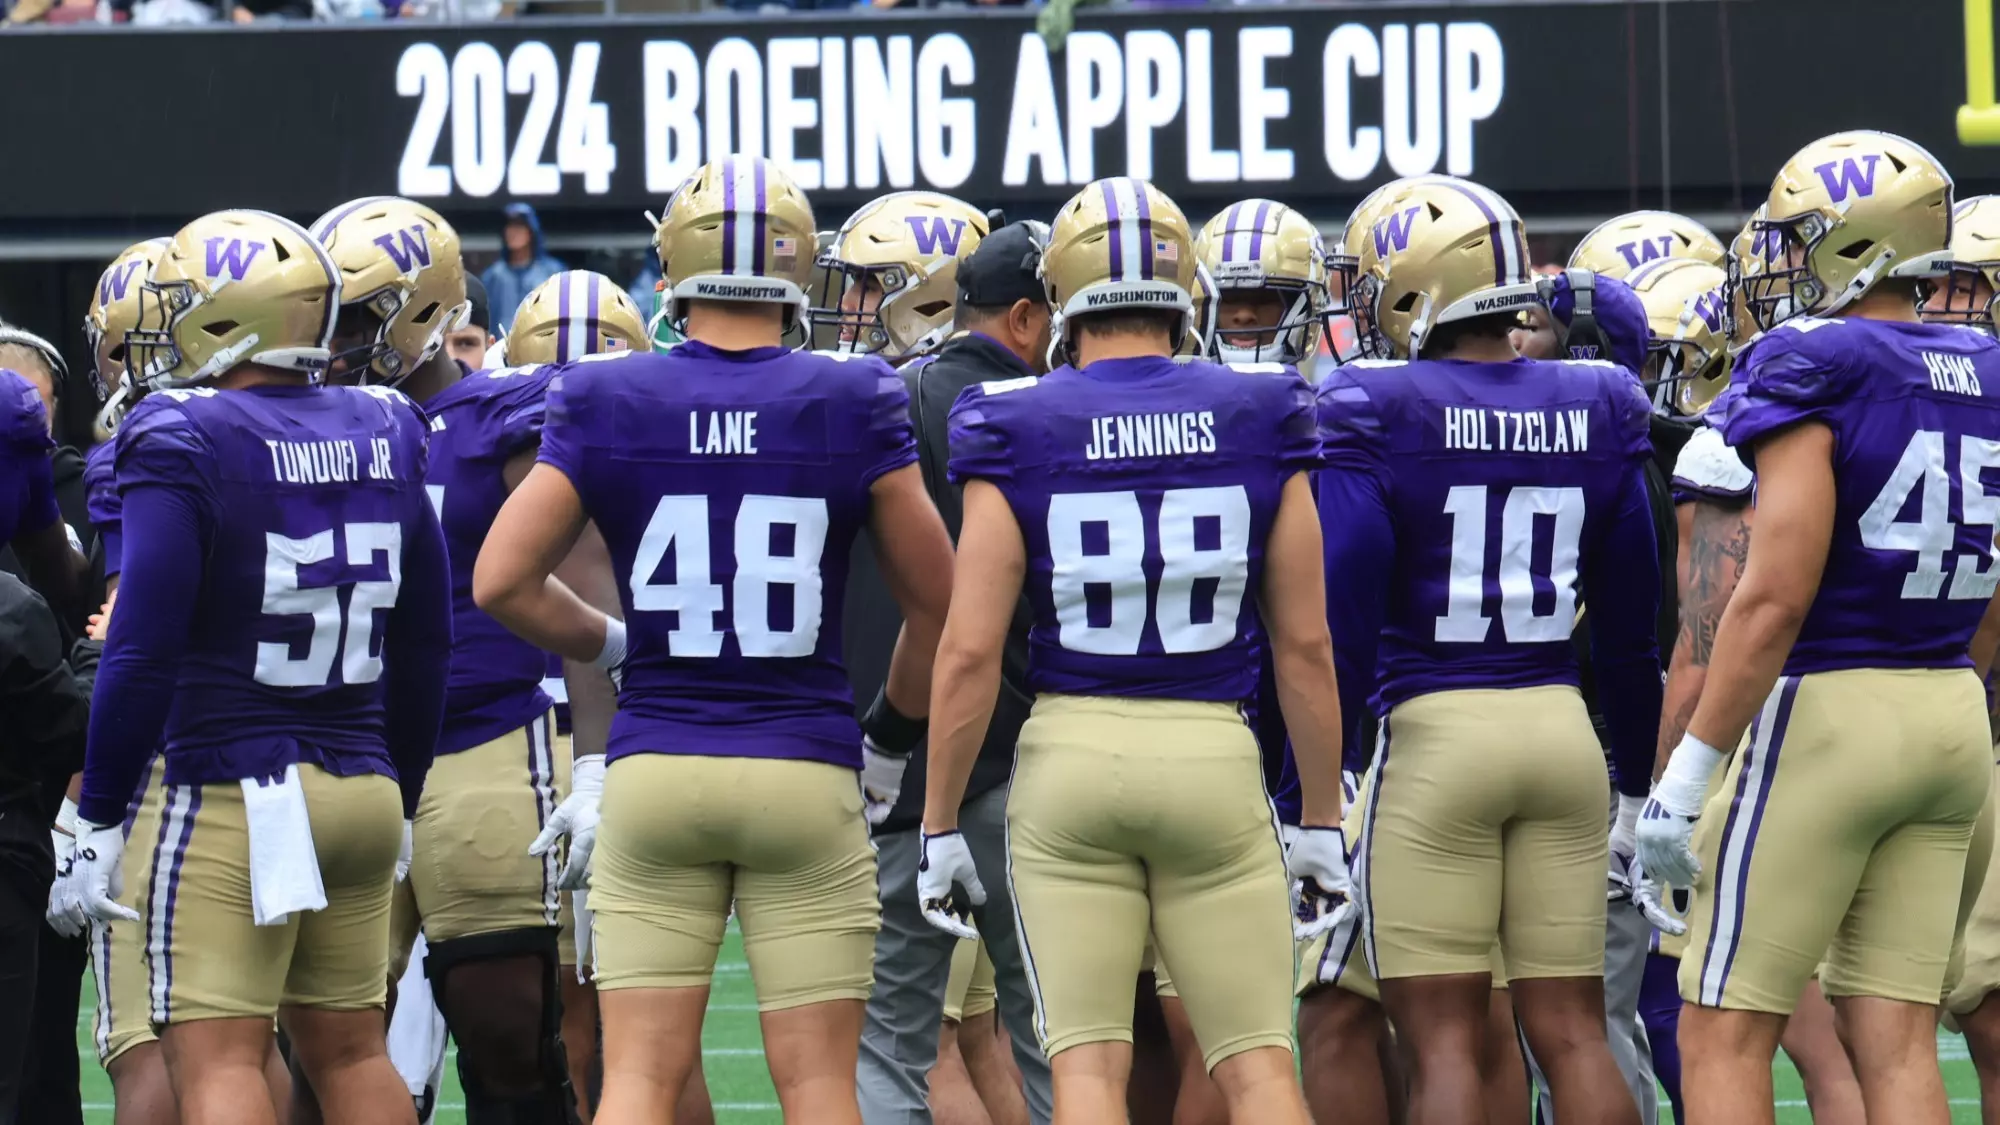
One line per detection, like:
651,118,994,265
1208,270,1326,366
1921,263,2000,334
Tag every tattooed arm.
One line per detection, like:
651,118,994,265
1656,496,1752,778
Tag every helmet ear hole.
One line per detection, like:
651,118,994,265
1836,239,1873,261
271,240,292,263
412,302,440,325
1393,291,1422,314
914,300,951,318
202,320,239,338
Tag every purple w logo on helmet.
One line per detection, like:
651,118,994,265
203,238,266,282
1812,154,1883,204
1616,235,1678,271
99,260,144,305
1372,205,1421,259
1692,289,1726,332
373,225,434,273
905,216,968,258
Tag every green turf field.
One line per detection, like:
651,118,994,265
74,930,1993,1123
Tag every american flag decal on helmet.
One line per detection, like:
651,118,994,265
1155,239,1178,263
774,236,798,271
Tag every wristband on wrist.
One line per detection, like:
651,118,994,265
860,688,927,757
592,617,627,671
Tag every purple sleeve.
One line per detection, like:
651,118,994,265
536,372,585,484
946,383,1017,484
78,483,205,825
85,445,123,577
1709,328,1849,451
1275,372,1323,475
381,490,452,818
1582,466,1663,797
1315,367,1391,476
1317,464,1393,773
862,362,918,486
491,373,554,461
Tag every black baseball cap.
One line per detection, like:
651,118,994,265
464,273,490,333
957,222,1047,310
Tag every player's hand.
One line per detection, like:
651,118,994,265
1607,793,1644,901
395,819,414,884
531,754,603,891
45,799,82,938
73,820,140,925
86,589,116,642
1287,826,1356,941
918,830,984,940
860,738,908,827
1636,795,1701,889
1630,855,1687,936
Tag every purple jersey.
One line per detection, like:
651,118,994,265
538,340,916,769
97,385,437,792
84,439,121,577
1317,357,1662,794
0,369,58,548
423,364,559,754
1711,317,2000,675
947,356,1320,702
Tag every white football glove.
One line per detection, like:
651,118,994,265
45,798,83,938
1630,855,1687,936
395,819,414,884
1287,826,1356,941
73,820,140,925
1607,793,1644,901
860,738,908,827
531,754,604,891
917,831,985,940
1637,734,1725,889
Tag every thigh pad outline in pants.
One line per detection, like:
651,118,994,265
1360,686,1607,983
588,753,879,1010
1946,756,2000,1024
144,766,403,1026
1009,696,1294,1070
93,757,167,1065
1680,669,1991,1014
409,712,567,946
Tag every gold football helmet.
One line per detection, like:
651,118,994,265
1195,199,1329,366
811,192,988,360
1722,205,1777,356
1042,177,1202,362
312,196,470,386
1569,211,1726,279
1747,130,1954,332
126,210,341,391
1176,262,1218,359
654,156,817,334
1333,175,1453,311
1923,194,2000,333
1627,258,1730,415
84,236,169,436
505,271,649,367
1350,177,1538,360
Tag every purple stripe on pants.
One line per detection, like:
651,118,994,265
1713,676,1800,1000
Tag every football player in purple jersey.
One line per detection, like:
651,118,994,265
61,234,302,1125
1925,192,2000,1125
920,175,1346,1125
1323,175,1659,1125
63,209,451,1125
1640,130,2000,1125
316,199,661,1125
474,155,956,1125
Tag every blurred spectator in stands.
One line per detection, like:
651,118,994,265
725,0,849,10
446,274,495,370
481,203,564,333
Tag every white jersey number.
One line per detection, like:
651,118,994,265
1435,485,1585,643
631,494,830,658
1860,429,2000,600
255,522,404,687
1046,486,1251,656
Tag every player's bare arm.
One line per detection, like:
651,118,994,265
1260,470,1344,829
474,462,611,664
1684,422,1834,750
1657,498,1752,776
869,461,957,720
1972,583,2000,682
505,445,620,755
921,479,1022,835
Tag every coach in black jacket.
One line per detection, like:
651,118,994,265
844,222,1057,1125
0,572,98,1124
